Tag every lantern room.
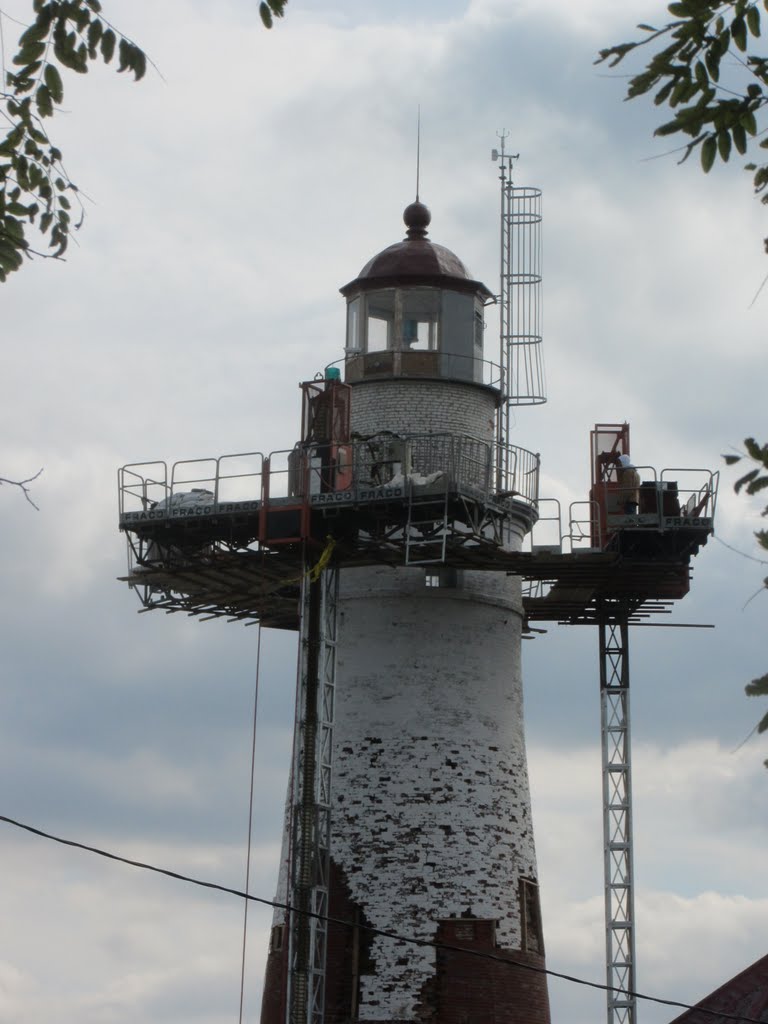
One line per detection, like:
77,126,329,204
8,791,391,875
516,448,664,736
340,200,496,387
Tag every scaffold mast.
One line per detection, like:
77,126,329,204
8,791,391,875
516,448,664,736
287,563,339,1024
492,135,545,457
599,614,637,1024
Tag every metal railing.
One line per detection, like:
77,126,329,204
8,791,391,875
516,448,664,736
568,501,602,551
526,466,720,556
527,498,563,553
331,352,506,391
119,435,541,525
302,432,539,509
118,453,264,517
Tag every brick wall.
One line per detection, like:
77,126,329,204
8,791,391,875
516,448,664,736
350,378,497,441
428,919,550,1024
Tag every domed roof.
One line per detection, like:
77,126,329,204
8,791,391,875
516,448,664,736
340,201,493,299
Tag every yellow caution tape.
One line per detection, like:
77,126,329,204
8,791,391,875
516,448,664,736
308,536,336,582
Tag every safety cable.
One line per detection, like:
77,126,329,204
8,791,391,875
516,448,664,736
237,622,262,1024
0,812,763,1023
279,535,337,588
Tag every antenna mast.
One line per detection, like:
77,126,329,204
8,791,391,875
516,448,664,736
492,134,545,458
416,105,421,201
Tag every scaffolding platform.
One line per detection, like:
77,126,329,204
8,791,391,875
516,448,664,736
117,432,717,630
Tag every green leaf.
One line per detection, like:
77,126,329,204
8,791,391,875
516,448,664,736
14,59,43,81
732,15,748,51
74,41,88,72
117,37,131,72
701,135,717,171
744,437,768,462
259,2,274,28
43,64,64,105
735,467,760,493
0,125,25,156
705,45,721,81
35,84,54,118
132,47,147,81
733,123,748,154
670,78,692,108
4,216,26,241
87,18,103,58
723,454,742,465
717,129,732,162
18,17,52,48
0,243,25,273
742,109,758,135
654,80,675,105
746,672,768,697
13,39,46,65
747,4,761,35
100,28,116,63
53,30,78,70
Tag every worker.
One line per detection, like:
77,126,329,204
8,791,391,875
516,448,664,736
616,453,640,514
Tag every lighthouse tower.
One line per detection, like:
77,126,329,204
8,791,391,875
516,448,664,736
261,200,551,1024
115,161,719,1024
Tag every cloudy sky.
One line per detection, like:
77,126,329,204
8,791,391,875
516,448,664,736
1,1,767,1022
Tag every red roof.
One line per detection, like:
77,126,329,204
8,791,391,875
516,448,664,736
668,953,768,1023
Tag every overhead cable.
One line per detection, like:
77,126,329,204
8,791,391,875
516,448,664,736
0,812,762,1024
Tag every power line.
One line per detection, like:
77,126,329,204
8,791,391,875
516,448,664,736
0,811,763,1024
238,622,263,1024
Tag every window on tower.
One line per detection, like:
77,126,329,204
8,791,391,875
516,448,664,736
520,877,544,955
400,288,439,350
344,286,489,386
346,296,361,352
424,568,460,588
365,289,395,350
269,924,284,953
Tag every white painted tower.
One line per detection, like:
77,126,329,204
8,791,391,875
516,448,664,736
262,200,550,1024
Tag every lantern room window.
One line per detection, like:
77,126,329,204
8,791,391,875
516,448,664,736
366,289,395,350
401,288,439,350
344,286,487,385
351,287,481,356
346,296,362,352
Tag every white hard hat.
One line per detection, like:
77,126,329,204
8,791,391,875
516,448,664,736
617,454,634,469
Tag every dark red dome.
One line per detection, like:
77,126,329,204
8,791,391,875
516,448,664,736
340,202,493,299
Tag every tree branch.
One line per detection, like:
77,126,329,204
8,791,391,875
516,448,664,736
0,467,43,509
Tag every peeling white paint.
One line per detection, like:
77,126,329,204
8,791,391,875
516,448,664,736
332,565,537,1019
268,375,540,1021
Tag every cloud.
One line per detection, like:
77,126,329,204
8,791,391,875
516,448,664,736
1,0,766,1020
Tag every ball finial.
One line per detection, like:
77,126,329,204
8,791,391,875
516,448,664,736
403,200,431,239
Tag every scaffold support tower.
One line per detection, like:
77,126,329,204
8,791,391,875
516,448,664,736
599,616,637,1024
288,562,339,1024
